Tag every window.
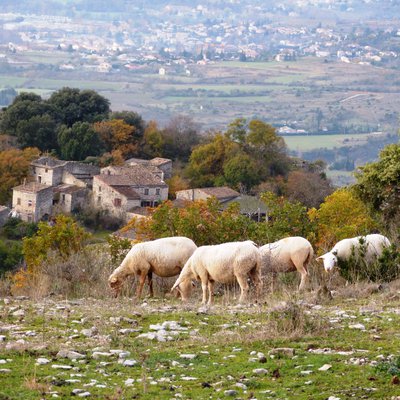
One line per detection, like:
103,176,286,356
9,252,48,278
45,168,48,173
61,194,66,204
114,198,122,207
38,175,42,183
144,188,149,195
156,188,160,195
97,196,101,204
99,186,102,192
28,200,32,207
17,198,21,205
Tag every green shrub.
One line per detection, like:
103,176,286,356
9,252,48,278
337,240,400,283
2,217,37,240
0,240,23,274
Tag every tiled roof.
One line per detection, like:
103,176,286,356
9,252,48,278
150,157,172,166
53,184,85,195
100,165,167,186
95,174,133,186
199,186,240,200
31,156,66,168
111,186,141,200
13,182,52,193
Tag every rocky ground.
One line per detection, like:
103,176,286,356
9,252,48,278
1,288,400,399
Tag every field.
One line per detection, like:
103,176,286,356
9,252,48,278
1,282,400,399
2,56,400,135
282,133,373,152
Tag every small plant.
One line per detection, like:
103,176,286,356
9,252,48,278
375,356,400,376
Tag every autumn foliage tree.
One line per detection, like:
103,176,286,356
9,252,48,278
0,147,40,204
94,119,138,158
308,188,377,250
132,198,264,246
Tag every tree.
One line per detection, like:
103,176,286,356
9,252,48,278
93,119,137,158
15,114,58,152
261,191,314,241
133,198,258,246
309,188,377,249
0,147,40,204
354,143,400,222
223,153,262,191
185,133,239,187
142,120,164,158
0,92,54,136
162,115,201,161
48,87,110,127
110,110,145,139
284,170,332,208
57,122,103,160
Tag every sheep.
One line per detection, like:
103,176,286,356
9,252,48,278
171,240,262,305
316,233,391,272
259,236,314,291
108,236,197,299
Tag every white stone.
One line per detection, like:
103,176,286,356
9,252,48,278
36,358,50,365
92,352,112,359
300,370,313,375
349,323,366,330
57,350,85,360
318,364,332,371
12,309,25,317
180,354,197,360
52,364,73,370
123,359,138,367
253,368,268,375
124,378,134,386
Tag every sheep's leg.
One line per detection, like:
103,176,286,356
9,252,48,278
236,274,250,303
147,271,154,297
249,267,263,300
271,272,277,292
135,271,147,299
201,281,208,304
207,281,214,306
298,270,309,291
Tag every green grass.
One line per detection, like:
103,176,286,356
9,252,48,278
283,133,372,152
1,290,400,399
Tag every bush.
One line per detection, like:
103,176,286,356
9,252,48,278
2,218,37,240
12,246,113,298
0,240,23,275
74,209,124,231
337,241,400,283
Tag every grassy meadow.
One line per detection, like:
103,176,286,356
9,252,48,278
1,279,400,399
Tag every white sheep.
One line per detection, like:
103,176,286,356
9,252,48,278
259,236,314,291
108,236,197,299
317,233,391,272
171,240,262,305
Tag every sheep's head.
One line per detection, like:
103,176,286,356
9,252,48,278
108,275,122,297
316,252,338,272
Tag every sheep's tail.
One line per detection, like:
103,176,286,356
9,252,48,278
171,262,192,292
304,245,314,271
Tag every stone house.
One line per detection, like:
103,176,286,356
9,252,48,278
11,157,100,222
93,164,168,218
12,182,53,222
176,186,240,203
125,157,173,179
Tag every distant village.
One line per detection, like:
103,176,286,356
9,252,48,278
1,1,399,75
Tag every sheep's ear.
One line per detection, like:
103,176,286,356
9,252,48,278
109,277,118,284
316,255,325,262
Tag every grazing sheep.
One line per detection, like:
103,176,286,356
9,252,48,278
171,240,262,305
108,236,197,299
259,236,314,291
317,234,391,272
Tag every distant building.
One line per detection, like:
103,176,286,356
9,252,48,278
12,182,53,223
176,186,240,203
